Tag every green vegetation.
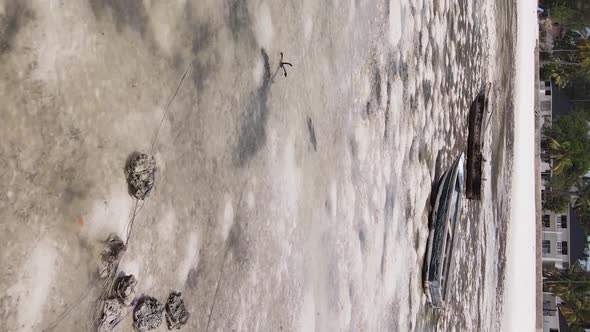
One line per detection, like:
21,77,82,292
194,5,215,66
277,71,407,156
545,266,590,331
541,38,590,87
540,3,590,328
543,112,590,188
543,0,590,30
545,190,571,212
573,179,590,219
540,0,590,86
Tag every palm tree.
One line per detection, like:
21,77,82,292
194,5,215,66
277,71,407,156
577,38,590,74
542,37,590,86
545,267,590,329
548,137,577,175
561,301,590,331
572,179,590,217
546,267,590,294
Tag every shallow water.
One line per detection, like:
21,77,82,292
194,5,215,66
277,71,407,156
0,0,515,330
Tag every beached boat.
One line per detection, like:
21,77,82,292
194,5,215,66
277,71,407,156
423,154,465,309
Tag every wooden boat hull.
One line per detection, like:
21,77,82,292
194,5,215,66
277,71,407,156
466,88,488,200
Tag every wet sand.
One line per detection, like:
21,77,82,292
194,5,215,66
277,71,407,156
0,0,516,331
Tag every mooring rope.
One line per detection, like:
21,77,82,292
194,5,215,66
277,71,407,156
45,59,194,331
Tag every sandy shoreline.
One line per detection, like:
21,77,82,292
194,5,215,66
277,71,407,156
534,41,543,332
502,0,538,329
0,1,519,331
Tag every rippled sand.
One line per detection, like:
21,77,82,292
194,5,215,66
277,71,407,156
0,0,515,331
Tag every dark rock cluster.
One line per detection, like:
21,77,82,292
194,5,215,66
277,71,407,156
165,292,190,330
126,153,157,200
133,296,164,331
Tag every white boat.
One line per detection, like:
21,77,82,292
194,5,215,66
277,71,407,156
423,154,465,309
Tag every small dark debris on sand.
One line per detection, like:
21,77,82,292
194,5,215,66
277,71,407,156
307,117,317,151
279,52,293,77
99,234,126,279
165,291,190,330
126,153,157,200
97,298,123,332
114,274,137,306
133,296,164,331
